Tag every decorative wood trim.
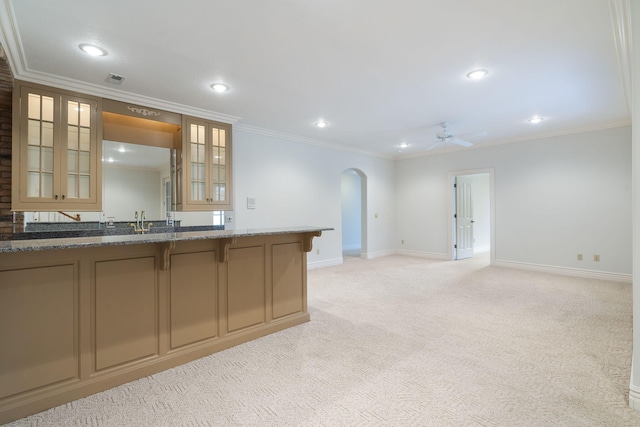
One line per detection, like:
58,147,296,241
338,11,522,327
127,106,161,118
302,231,322,252
218,237,236,263
102,98,181,125
160,241,175,270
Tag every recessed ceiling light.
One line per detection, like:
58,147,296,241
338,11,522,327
210,83,229,93
314,121,328,128
528,116,544,124
78,43,108,57
466,69,489,80
399,142,409,149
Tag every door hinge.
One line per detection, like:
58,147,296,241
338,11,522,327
454,214,457,219
454,244,457,249
454,183,457,188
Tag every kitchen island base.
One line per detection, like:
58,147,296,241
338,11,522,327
0,230,322,424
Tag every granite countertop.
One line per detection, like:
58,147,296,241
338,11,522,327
0,227,331,254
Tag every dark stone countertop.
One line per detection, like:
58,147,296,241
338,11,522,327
0,227,331,254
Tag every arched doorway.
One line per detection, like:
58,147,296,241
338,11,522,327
341,168,367,258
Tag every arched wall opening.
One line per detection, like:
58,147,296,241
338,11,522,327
341,168,367,258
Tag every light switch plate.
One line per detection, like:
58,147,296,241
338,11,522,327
247,197,256,209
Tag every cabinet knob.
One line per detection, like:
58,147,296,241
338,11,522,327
55,194,58,200
62,194,66,200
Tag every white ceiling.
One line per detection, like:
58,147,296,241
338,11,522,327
0,0,631,158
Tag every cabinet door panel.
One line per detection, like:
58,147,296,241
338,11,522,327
0,264,77,399
14,83,101,211
20,88,60,203
272,242,304,319
94,257,157,370
227,246,265,332
179,117,232,211
170,251,218,348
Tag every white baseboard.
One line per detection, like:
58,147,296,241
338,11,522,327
362,250,396,259
307,257,343,270
494,259,632,283
629,386,640,412
395,249,450,261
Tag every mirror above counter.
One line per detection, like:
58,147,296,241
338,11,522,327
21,139,228,238
16,101,231,239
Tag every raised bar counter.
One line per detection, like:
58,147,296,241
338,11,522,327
0,226,329,424
0,226,328,253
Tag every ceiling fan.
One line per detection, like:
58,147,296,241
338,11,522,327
426,122,476,151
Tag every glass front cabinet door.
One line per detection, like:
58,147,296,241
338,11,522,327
178,117,232,211
13,83,101,211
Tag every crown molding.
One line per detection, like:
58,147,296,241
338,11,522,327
234,123,393,160
395,120,632,160
0,0,25,76
0,0,240,124
14,70,241,124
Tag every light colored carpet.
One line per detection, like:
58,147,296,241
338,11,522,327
6,255,640,426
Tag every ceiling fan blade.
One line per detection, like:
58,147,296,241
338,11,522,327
426,141,443,151
451,138,473,147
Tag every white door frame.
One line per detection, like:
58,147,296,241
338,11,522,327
447,168,495,264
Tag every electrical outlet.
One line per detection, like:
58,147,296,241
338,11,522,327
577,254,583,261
401,240,404,245
316,249,320,255
594,254,600,262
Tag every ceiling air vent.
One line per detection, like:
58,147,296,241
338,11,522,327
106,73,125,85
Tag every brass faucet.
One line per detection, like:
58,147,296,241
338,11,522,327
130,210,152,234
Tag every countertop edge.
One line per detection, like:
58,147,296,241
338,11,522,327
0,227,332,254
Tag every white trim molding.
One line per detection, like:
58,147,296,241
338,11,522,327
234,124,391,160
494,259,632,283
0,0,241,125
307,258,343,270
362,249,396,260
394,249,450,261
629,384,640,411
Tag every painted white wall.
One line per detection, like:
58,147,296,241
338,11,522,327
103,166,162,221
232,129,396,266
396,126,632,275
341,170,362,251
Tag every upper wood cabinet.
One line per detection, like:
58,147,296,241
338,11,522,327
177,117,233,211
12,83,102,211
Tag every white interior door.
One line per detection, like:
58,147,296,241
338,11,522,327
455,176,474,259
